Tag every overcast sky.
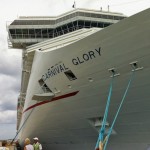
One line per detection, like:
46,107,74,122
0,0,149,140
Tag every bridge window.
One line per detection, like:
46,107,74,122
107,15,114,19
98,22,103,28
91,22,98,27
16,29,22,34
114,16,120,20
104,23,110,27
9,29,15,34
42,29,48,38
35,29,42,38
85,21,91,28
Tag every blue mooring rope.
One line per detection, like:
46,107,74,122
95,75,114,149
95,71,134,150
103,71,134,150
11,105,35,144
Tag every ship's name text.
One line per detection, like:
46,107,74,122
42,63,68,81
42,47,101,81
72,47,101,65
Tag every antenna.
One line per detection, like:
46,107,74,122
108,5,110,12
72,1,76,8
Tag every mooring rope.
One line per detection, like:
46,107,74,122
103,71,134,150
95,75,114,150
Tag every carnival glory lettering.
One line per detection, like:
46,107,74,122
42,63,68,81
72,47,101,65
42,47,101,81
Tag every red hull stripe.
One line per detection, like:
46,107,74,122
23,91,79,113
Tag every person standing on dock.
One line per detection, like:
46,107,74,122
24,138,33,150
15,140,22,150
33,137,42,150
0,140,9,150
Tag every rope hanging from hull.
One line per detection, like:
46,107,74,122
95,71,135,150
95,75,114,150
11,104,36,144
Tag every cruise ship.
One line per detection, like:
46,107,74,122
7,8,150,150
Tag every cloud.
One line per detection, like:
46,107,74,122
0,49,19,139
0,47,21,111
0,110,16,124
0,123,17,140
0,0,22,140
0,68,21,111
0,34,21,139
0,45,20,140
0,90,19,111
0,49,21,77
0,110,16,140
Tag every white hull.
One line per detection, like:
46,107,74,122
19,9,150,150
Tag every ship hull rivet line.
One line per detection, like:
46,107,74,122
95,67,141,150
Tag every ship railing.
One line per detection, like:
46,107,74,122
8,12,126,26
